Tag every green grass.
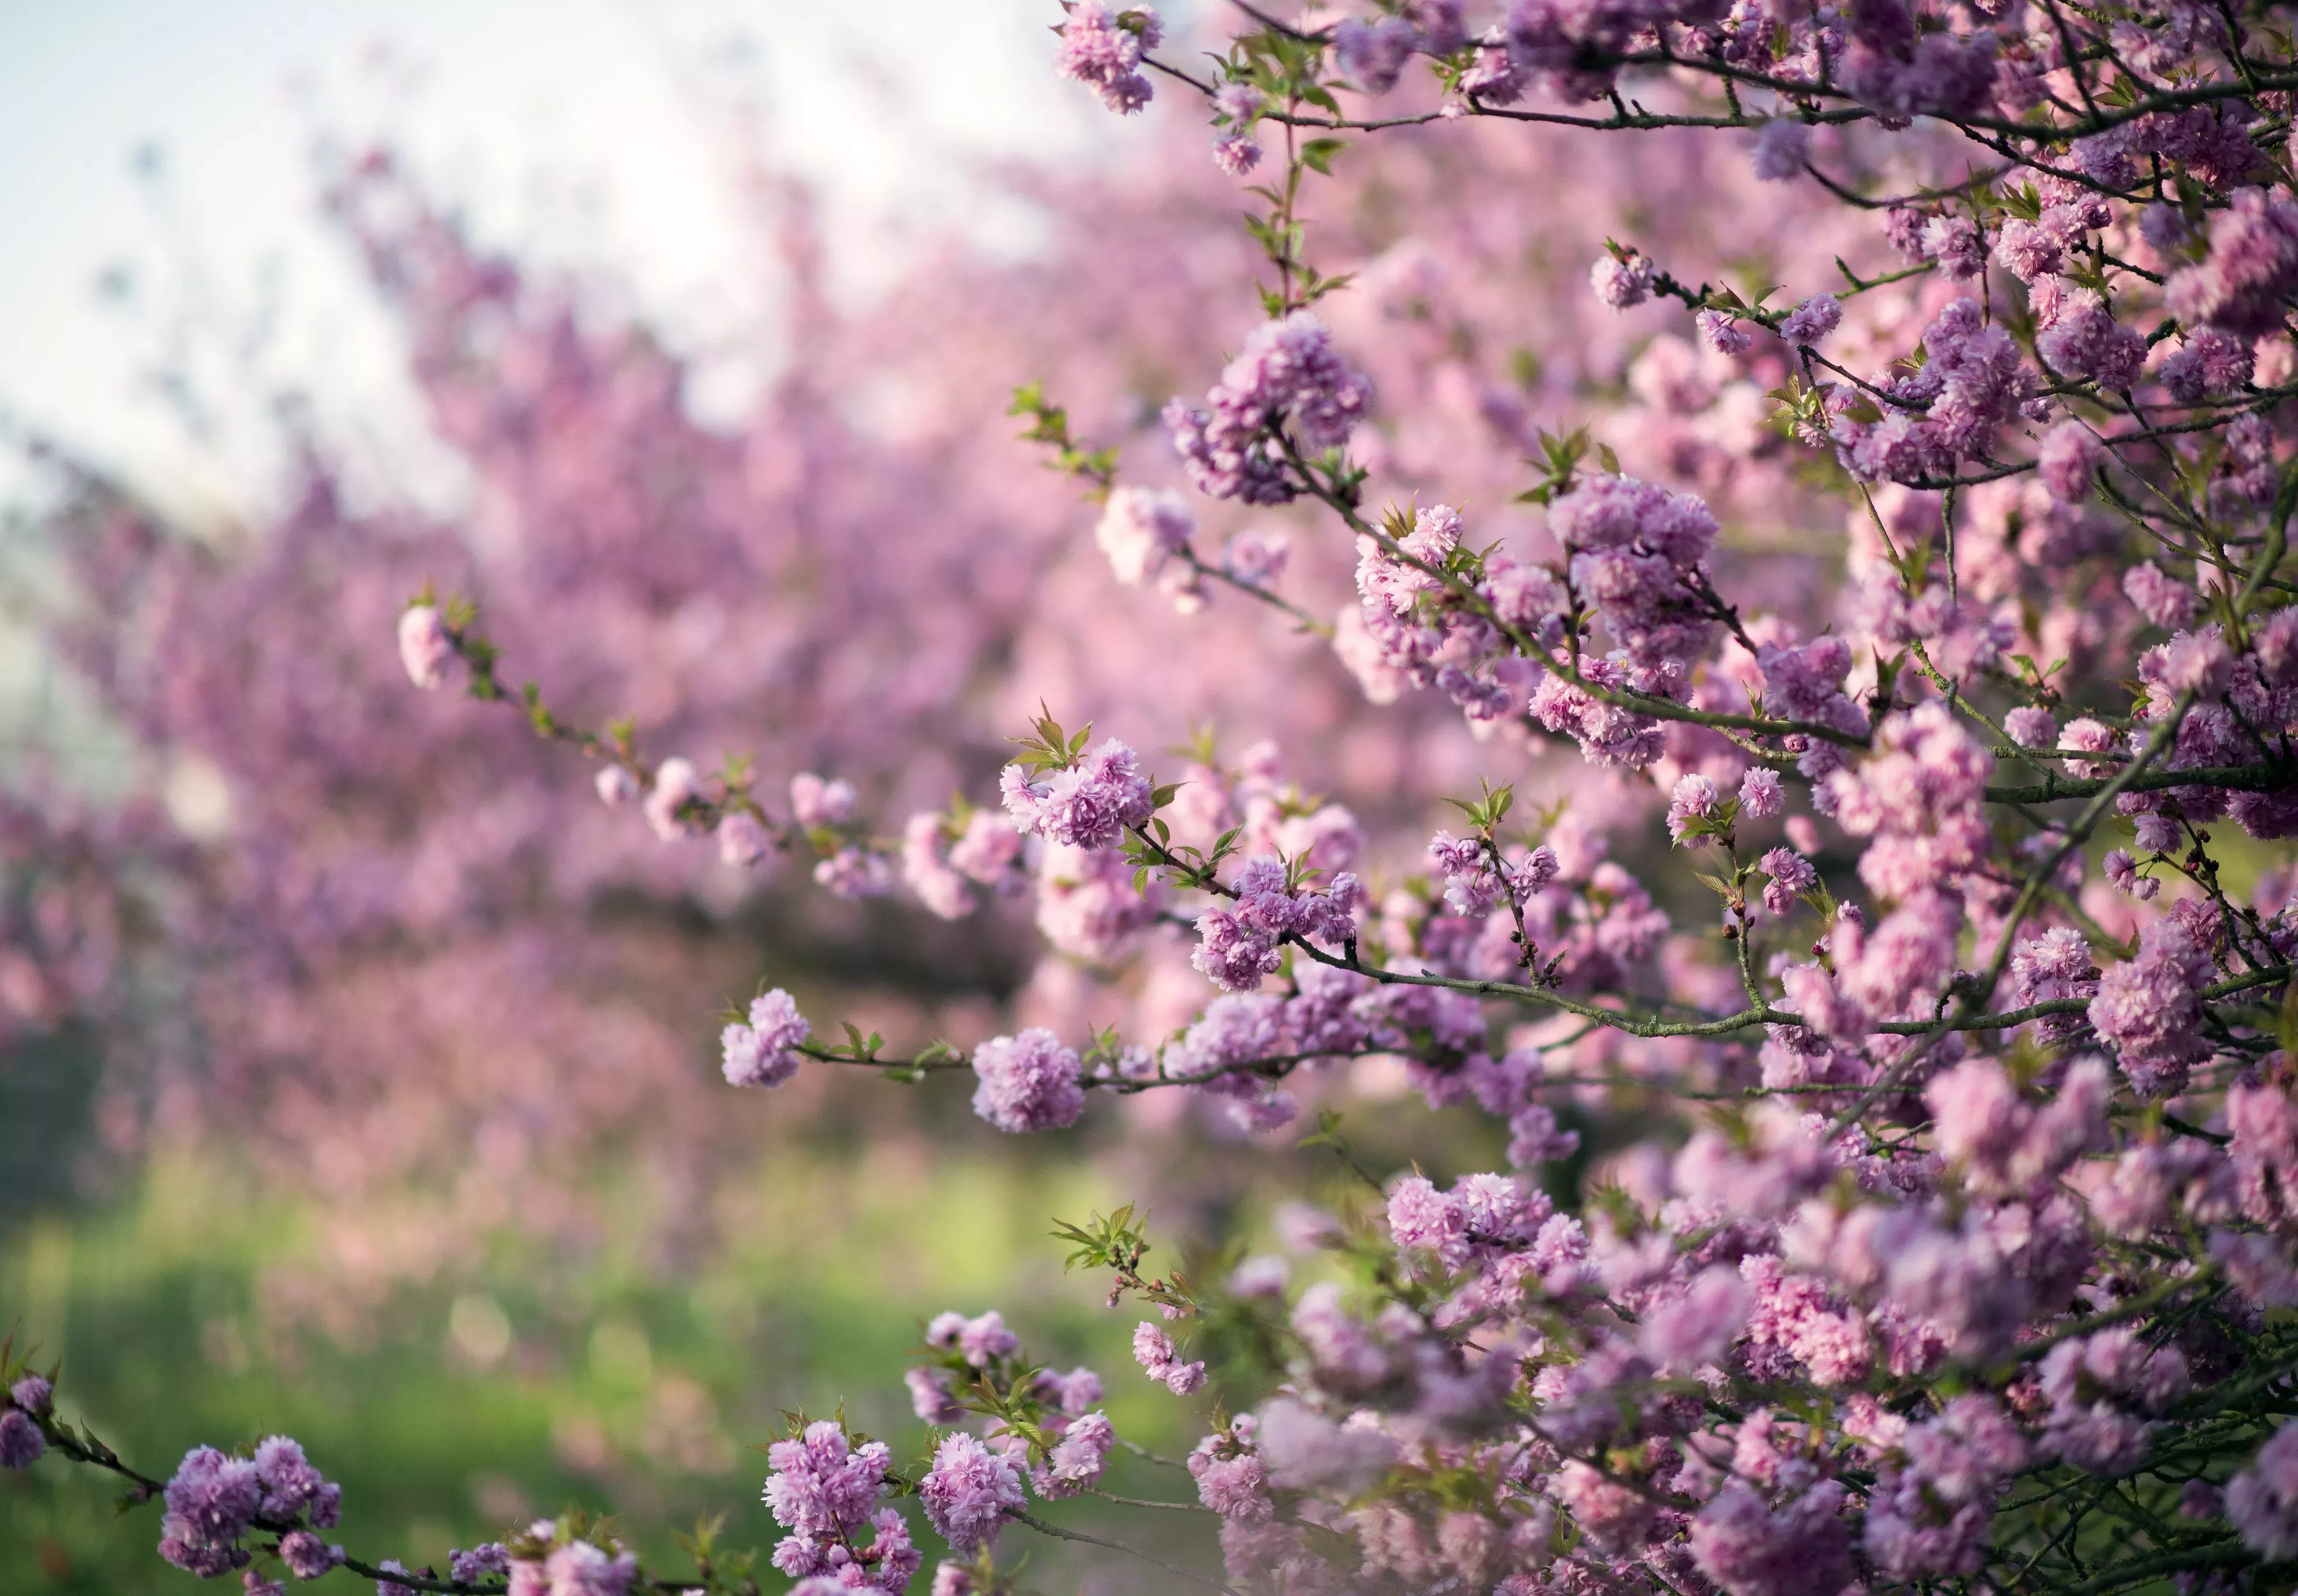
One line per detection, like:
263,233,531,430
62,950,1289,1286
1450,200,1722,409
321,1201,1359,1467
0,1145,1222,1594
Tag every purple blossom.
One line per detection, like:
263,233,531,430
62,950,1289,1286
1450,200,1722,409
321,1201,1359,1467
1666,773,1720,845
1334,15,1417,92
1037,842,1162,962
1746,767,1783,817
2034,281,2145,390
158,1445,263,1577
2161,326,2255,402
642,757,704,842
1993,218,2066,283
1639,1266,1752,1371
280,1530,343,1579
2124,561,2195,630
1191,906,1279,991
2103,848,2158,899
902,813,976,921
0,1408,43,1469
1000,738,1154,850
1689,1479,1853,1596
1777,292,1841,347
2152,625,2234,697
1043,1365,1103,1415
970,1029,1085,1132
1095,486,1195,587
1926,1056,2108,1193
2230,1081,2298,1230
2164,185,2298,338
1554,1460,1657,1556
722,989,809,1089
1843,22,1997,121
1590,253,1654,309
1922,215,1986,278
543,1541,638,1596
954,1310,1019,1367
1698,310,1753,356
2004,706,2056,749
1035,1411,1116,1497
2036,421,2102,503
1222,528,1289,587
1132,1322,1206,1394
449,1544,509,1583
2142,202,2190,250
2038,1329,2183,1475
905,1366,965,1424
948,811,1021,885
2057,716,2124,778
1053,2,1162,113
2230,1423,2298,1559
1840,297,2034,481
1165,312,1372,503
8,1375,50,1415
765,1419,896,1582
250,1436,328,1520
1388,1174,1471,1272
1867,1396,2027,1577
716,811,769,868
1213,82,1268,178
813,844,895,899
1189,1429,1271,1519
862,1508,921,1595
1549,472,1721,679
1750,119,1810,181
1212,128,1262,177
790,772,858,828
919,1433,1024,1557
397,604,451,689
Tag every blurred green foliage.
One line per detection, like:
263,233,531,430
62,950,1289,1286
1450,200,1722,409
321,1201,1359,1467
0,1137,1224,1594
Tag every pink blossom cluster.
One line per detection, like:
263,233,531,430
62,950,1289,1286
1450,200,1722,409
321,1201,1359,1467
1165,312,1373,504
1052,2,1162,115
763,1420,919,1593
155,1437,343,1580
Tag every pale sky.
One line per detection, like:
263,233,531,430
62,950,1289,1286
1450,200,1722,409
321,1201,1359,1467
0,0,1153,517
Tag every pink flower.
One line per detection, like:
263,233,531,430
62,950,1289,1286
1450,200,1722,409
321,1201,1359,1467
1053,2,1162,113
789,772,857,828
721,989,809,1089
970,1029,1084,1132
1750,118,1811,180
644,758,704,842
1740,768,1784,818
717,811,770,868
1698,310,1754,356
1095,487,1195,586
2036,421,2102,503
1000,738,1155,851
1777,292,1841,347
919,1434,1024,1556
397,603,452,689
1666,774,1721,845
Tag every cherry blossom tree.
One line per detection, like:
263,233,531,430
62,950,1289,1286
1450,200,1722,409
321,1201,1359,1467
15,0,2298,1591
